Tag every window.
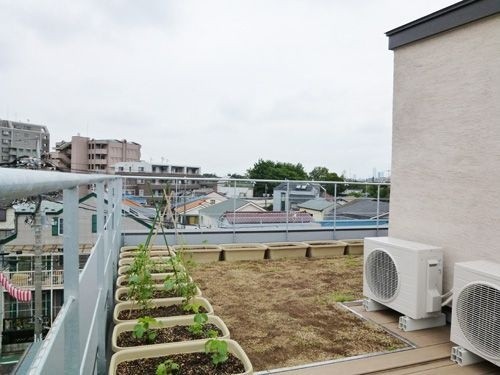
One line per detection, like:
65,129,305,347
118,167,124,171
137,179,145,184
0,208,6,222
51,217,63,236
138,167,144,172
138,189,144,197
91,214,97,233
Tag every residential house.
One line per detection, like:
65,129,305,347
216,179,254,198
273,182,321,211
174,192,227,226
220,211,313,227
199,199,266,228
297,199,336,221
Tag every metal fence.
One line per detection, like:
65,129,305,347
0,168,122,374
119,176,390,245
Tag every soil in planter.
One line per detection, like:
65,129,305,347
116,353,245,375
117,324,222,347
117,305,208,320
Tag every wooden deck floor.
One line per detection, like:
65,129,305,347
256,302,499,375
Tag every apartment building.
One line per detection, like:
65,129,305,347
113,161,201,198
0,119,50,164
50,135,141,174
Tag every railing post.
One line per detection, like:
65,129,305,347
285,181,290,241
96,182,106,374
376,184,381,236
232,180,236,243
333,183,337,239
63,186,80,374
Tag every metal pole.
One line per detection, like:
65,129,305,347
333,183,337,239
286,181,289,241
96,182,106,374
376,184,381,236
33,198,43,341
232,180,236,242
63,186,80,374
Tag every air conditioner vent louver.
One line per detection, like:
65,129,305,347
365,249,399,302
456,282,500,360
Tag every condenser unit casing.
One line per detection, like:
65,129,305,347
450,260,500,366
363,237,443,320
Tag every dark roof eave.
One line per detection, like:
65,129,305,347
386,0,500,50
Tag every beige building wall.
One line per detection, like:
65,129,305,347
70,136,90,173
389,14,500,290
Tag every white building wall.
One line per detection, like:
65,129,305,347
389,15,500,290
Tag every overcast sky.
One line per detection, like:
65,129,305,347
0,0,457,178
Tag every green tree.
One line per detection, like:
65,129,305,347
308,166,346,196
247,159,308,196
367,184,390,199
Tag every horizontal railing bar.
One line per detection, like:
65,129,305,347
118,175,390,186
0,168,117,203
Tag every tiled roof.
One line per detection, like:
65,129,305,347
297,198,335,211
223,211,312,224
199,199,250,215
324,198,389,220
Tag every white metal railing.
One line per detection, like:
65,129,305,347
119,175,390,244
0,168,122,375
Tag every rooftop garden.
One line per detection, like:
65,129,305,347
110,239,407,374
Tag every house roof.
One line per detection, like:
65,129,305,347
199,199,252,215
386,0,500,50
324,199,389,220
297,198,335,212
174,199,210,214
223,211,313,225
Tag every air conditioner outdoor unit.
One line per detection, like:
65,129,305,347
363,237,444,330
450,260,500,367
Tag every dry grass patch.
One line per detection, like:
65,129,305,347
189,256,407,371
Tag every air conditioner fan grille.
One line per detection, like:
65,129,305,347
457,283,500,360
365,249,398,302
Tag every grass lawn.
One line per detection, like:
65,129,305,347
189,255,407,371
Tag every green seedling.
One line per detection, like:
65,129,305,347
156,359,179,375
132,316,159,343
205,338,228,365
188,311,208,336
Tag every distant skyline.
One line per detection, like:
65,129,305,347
0,0,457,178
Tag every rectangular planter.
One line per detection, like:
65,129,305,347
111,315,230,352
264,242,308,259
305,240,346,258
113,297,214,324
109,339,253,375
172,245,222,264
115,284,201,304
118,263,184,276
341,239,364,255
220,243,267,261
